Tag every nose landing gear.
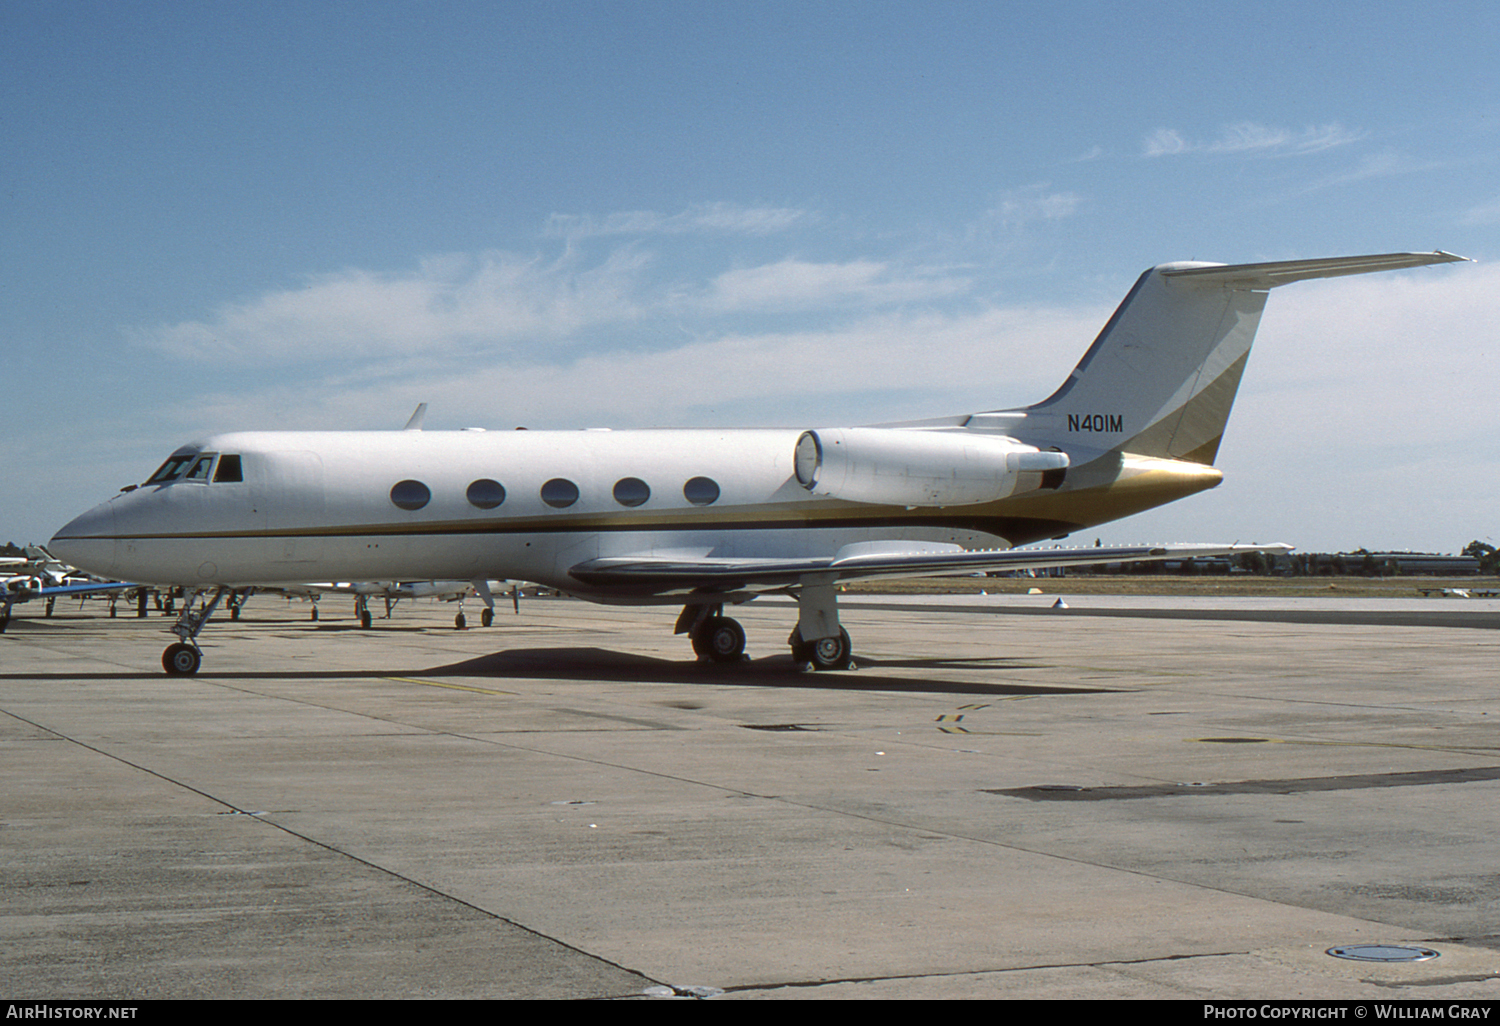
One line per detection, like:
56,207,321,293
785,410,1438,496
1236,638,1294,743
161,587,231,676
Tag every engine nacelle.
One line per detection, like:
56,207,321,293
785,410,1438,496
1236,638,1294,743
793,428,1069,506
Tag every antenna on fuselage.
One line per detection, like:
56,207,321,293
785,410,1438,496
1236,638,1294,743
403,403,428,431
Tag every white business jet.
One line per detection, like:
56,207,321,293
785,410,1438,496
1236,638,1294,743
50,251,1465,675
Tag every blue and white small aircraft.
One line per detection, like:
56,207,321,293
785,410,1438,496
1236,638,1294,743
50,251,1466,674
0,546,136,632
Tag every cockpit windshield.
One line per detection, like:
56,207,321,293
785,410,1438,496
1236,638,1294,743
183,455,215,482
142,451,241,487
144,453,199,485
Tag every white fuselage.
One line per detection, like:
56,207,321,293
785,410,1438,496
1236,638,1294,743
51,427,1030,600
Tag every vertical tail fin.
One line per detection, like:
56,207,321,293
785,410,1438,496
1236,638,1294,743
993,252,1466,464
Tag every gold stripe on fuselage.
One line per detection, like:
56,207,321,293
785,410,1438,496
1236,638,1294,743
57,453,1219,550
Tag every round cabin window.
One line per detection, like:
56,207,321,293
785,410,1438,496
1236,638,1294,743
613,477,650,507
466,479,506,509
541,478,580,508
390,480,431,511
683,476,720,506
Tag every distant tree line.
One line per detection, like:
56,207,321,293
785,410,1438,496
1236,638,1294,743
1464,541,1500,575
1064,545,1492,577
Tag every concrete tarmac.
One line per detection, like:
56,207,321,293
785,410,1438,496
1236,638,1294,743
3,591,1499,1000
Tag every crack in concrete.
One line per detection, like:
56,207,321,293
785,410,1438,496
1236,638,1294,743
713,949,1248,995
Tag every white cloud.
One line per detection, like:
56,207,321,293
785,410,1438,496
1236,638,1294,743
544,201,809,238
703,259,970,312
135,241,970,365
986,185,1082,229
1245,257,1494,446
159,299,1110,435
1144,122,1363,158
136,248,655,363
1291,148,1452,197
1143,128,1190,158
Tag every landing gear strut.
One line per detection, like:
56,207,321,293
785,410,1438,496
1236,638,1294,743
789,578,855,670
162,587,231,676
673,582,857,670
471,578,497,628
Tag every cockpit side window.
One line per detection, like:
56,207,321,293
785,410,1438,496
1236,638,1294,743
214,455,243,483
184,454,217,482
144,454,198,485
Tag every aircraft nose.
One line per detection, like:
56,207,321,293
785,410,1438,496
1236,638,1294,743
49,502,118,577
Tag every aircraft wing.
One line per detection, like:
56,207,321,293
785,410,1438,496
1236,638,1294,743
4,579,137,601
568,543,1291,594
1,579,138,630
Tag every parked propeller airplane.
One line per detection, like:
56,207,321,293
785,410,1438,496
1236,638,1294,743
49,251,1465,675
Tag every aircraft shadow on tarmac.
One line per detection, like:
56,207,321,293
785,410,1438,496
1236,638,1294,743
421,646,1117,697
0,617,1115,694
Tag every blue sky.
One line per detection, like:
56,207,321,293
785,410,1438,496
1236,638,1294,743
4,1,1497,554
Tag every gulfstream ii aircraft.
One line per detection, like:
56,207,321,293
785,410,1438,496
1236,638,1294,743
50,251,1465,675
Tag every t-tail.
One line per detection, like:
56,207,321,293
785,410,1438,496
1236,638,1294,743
975,252,1467,464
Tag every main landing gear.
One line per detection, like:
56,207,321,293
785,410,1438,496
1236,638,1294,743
675,579,856,671
788,626,853,670
676,605,747,663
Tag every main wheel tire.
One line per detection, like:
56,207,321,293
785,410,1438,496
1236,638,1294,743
360,610,373,630
693,616,746,663
481,607,494,627
802,628,851,671
162,643,201,676
455,612,467,630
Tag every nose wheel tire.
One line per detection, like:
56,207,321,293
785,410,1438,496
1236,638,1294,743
163,643,202,676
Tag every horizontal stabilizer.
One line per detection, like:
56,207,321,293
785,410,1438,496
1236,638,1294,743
1161,251,1467,289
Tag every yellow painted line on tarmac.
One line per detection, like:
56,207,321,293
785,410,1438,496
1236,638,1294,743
382,677,520,696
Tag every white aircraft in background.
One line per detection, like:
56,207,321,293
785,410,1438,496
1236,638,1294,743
247,578,521,628
50,251,1465,675
1,546,136,632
